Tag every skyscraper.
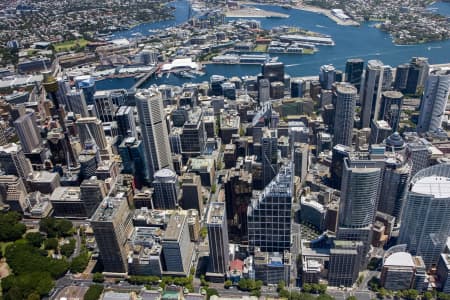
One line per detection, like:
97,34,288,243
360,60,384,128
294,143,308,182
76,117,108,151
398,164,450,267
259,78,270,105
136,88,172,181
118,137,149,187
291,78,305,98
405,57,430,95
248,163,293,252
330,144,352,189
181,172,203,213
152,168,179,209
417,69,450,134
94,91,116,123
328,240,363,287
345,58,364,91
206,202,230,280
80,177,107,217
66,89,89,117
260,128,279,188
75,75,96,105
337,157,383,262
377,154,412,227
406,139,431,176
319,64,336,90
333,83,357,147
379,91,404,132
162,213,194,276
13,112,41,153
180,108,206,159
0,143,32,182
262,62,285,83
91,196,133,273
116,106,137,140
394,63,410,91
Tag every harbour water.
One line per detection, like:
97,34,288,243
96,0,450,90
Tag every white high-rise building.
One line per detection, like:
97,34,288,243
13,112,41,153
398,164,450,267
67,89,89,117
76,117,108,151
333,83,357,147
360,60,384,128
136,88,172,181
319,64,336,90
337,156,384,263
417,69,450,134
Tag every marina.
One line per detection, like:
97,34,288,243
96,0,450,90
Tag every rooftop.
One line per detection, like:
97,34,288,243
91,197,125,222
411,176,450,198
207,202,225,225
163,213,186,241
384,252,415,268
50,186,81,202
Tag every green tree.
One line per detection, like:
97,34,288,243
238,278,248,291
277,280,286,292
5,241,69,279
279,288,289,298
403,289,418,300
316,294,335,300
346,296,357,300
25,232,45,248
27,293,41,300
0,212,26,242
423,291,433,300
70,251,90,273
92,272,104,283
84,284,104,300
224,280,232,289
1,272,54,299
206,288,218,300
200,227,207,239
39,218,73,238
60,238,76,257
44,238,59,250
302,283,312,293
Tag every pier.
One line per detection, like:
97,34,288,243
131,66,159,89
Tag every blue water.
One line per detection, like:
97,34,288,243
108,0,193,40
96,0,450,90
428,1,450,16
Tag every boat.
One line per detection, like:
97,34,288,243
177,71,196,79
135,73,145,80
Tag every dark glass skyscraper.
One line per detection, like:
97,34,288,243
345,58,364,91
118,137,149,187
248,163,293,252
262,62,285,83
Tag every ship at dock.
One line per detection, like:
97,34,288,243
211,54,278,64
